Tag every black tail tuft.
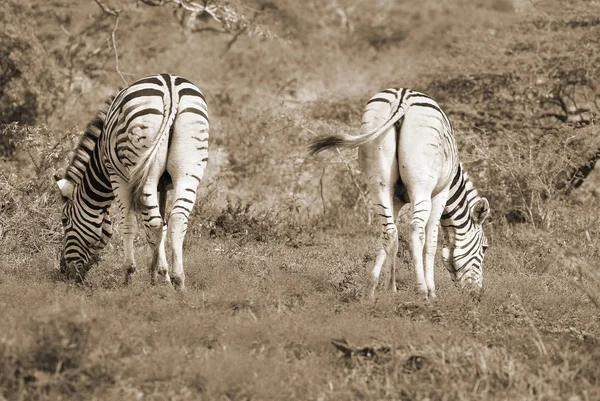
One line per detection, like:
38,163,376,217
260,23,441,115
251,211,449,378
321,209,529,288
308,135,344,155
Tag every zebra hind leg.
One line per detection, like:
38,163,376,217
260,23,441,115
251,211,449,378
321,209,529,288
368,191,398,300
113,180,138,285
167,177,201,291
409,198,432,298
139,183,167,287
153,176,171,285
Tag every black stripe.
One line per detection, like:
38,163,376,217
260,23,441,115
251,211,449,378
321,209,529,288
120,88,164,109
411,102,444,115
124,108,163,128
366,98,391,105
442,190,467,221
172,205,192,213
446,172,466,206
405,92,432,101
174,76,194,86
178,88,205,102
131,76,163,87
179,107,209,121
398,88,408,105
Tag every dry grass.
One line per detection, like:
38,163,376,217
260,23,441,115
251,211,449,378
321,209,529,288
1,228,599,400
2,0,600,400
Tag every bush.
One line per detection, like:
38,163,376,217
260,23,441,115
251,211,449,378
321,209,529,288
0,124,70,254
207,198,298,244
0,2,64,128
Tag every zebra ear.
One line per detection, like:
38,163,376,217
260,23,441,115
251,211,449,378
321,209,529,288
471,197,490,224
56,177,75,200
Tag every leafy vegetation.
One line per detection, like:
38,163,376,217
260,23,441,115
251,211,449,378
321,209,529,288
1,0,600,400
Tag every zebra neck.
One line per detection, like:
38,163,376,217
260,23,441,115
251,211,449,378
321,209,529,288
65,103,110,184
75,139,113,206
440,164,479,235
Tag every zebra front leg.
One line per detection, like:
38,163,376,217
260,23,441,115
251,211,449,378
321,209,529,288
423,192,448,301
409,198,432,298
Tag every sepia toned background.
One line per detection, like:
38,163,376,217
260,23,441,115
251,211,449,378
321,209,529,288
1,0,600,399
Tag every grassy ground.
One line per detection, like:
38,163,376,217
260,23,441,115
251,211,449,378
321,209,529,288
2,0,600,400
1,220,599,400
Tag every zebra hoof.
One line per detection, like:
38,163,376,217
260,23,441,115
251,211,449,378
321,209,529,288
122,263,136,285
171,276,185,291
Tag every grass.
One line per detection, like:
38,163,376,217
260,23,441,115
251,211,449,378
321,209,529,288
1,222,599,400
2,0,600,400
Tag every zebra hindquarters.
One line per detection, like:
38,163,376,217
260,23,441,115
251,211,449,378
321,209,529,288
164,111,209,290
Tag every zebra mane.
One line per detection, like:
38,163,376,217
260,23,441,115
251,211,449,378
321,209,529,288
459,166,482,205
65,96,114,184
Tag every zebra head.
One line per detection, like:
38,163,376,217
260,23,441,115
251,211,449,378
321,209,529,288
55,176,112,280
441,197,490,295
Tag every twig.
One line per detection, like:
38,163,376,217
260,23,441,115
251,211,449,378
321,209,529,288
94,0,119,16
110,15,128,86
140,0,221,23
224,25,247,53
92,0,128,85
319,166,327,217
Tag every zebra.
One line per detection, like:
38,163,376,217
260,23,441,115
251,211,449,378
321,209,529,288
309,88,490,300
55,73,209,290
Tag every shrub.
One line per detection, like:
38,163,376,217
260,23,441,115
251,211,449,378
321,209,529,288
0,124,70,254
0,2,64,128
207,198,297,244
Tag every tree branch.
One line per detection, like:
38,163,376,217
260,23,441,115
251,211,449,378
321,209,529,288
92,0,129,85
110,15,128,86
94,0,120,16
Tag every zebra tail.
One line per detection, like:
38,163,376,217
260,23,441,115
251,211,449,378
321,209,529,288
129,85,180,213
308,97,408,155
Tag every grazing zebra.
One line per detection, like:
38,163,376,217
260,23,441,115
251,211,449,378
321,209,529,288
55,73,209,290
309,88,490,300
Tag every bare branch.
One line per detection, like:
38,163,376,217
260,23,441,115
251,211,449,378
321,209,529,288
94,0,120,16
91,0,129,85
137,0,273,39
110,15,128,86
319,166,327,218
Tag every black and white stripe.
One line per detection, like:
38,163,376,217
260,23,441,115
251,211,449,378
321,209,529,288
310,88,489,299
56,74,209,289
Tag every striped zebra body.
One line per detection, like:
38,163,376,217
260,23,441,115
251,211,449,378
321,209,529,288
56,74,209,289
309,88,489,300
